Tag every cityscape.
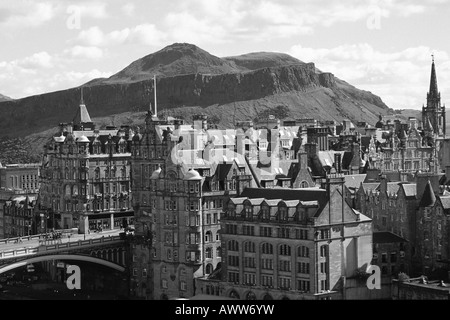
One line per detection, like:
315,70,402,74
0,0,449,303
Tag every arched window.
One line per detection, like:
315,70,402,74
72,185,78,196
216,247,222,257
279,244,291,256
300,181,309,188
229,290,240,299
263,294,273,300
206,263,213,274
246,292,256,300
65,185,71,196
261,243,273,255
205,231,213,242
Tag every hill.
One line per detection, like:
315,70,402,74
0,42,399,162
0,93,12,102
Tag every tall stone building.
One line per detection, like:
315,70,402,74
129,112,255,300
197,174,373,300
38,94,134,232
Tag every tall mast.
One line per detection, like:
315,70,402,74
154,75,157,117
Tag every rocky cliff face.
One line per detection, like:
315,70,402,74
0,43,392,150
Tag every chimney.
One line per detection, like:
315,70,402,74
298,147,308,170
305,143,317,159
193,115,208,131
334,153,342,173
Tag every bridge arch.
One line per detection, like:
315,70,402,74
0,254,125,274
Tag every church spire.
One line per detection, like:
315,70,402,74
428,54,440,105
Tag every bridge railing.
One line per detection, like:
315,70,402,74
0,235,123,260
0,229,79,245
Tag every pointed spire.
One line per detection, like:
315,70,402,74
428,54,440,103
419,180,436,207
73,86,92,125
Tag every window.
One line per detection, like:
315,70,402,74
278,206,288,221
261,275,273,287
297,280,310,292
260,227,272,237
228,255,239,267
320,280,328,291
297,262,310,274
205,247,213,259
227,240,239,251
244,273,256,285
278,227,290,239
261,243,273,255
320,245,328,257
298,246,309,258
244,241,256,253
162,279,168,289
279,277,291,290
296,229,308,240
279,244,291,256
180,281,187,291
261,258,273,270
390,252,397,263
381,253,387,263
320,262,327,274
244,257,256,268
228,272,239,283
142,269,147,277
243,225,255,236
319,229,330,239
279,260,291,272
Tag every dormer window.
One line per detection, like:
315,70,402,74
278,206,288,222
261,205,270,221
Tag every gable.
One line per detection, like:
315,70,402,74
315,189,359,226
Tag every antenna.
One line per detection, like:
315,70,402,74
154,75,157,117
80,86,84,105
432,53,435,63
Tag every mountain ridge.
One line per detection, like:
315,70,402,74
0,42,401,161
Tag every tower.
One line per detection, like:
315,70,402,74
422,55,446,138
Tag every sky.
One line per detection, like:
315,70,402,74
0,0,449,111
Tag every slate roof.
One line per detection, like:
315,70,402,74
240,188,328,211
373,231,408,244
419,181,436,207
344,174,367,190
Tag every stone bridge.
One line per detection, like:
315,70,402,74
0,229,129,274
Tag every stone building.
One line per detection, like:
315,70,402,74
0,163,40,238
38,94,134,232
129,112,255,300
3,195,36,237
197,174,373,300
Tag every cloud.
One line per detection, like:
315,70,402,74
289,43,450,109
0,51,112,99
122,3,135,16
0,1,56,28
65,46,104,60
76,24,167,47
